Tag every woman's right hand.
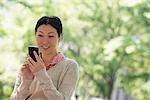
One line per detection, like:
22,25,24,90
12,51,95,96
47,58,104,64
20,59,34,80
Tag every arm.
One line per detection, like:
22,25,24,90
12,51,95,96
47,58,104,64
10,72,32,100
34,61,79,100
10,62,34,100
10,72,21,99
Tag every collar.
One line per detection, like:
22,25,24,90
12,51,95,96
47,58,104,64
46,52,65,70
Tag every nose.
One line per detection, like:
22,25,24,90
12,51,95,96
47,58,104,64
42,37,49,44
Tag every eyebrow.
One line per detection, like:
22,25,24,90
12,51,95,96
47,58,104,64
38,30,55,34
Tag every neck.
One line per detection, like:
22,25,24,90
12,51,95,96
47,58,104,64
41,51,57,66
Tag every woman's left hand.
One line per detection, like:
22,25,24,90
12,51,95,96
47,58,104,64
27,51,45,73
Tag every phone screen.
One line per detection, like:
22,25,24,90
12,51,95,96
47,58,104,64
28,46,39,62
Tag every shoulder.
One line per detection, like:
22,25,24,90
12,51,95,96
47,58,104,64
64,57,78,67
59,57,79,72
65,57,78,64
62,57,79,78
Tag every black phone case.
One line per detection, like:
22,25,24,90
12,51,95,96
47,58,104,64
28,46,39,62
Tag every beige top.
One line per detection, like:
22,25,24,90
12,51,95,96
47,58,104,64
10,57,79,100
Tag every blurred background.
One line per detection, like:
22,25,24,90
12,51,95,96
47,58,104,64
0,0,150,100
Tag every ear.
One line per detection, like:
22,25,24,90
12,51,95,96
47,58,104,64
59,34,63,42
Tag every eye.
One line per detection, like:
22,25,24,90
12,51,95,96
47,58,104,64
48,35,54,38
37,34,43,37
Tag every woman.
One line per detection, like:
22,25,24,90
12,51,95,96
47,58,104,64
10,16,79,100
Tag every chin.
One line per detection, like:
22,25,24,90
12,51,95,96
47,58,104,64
41,50,52,55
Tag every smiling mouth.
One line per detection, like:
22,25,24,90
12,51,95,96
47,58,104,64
41,45,50,49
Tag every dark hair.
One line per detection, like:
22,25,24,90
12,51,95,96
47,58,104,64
35,16,63,37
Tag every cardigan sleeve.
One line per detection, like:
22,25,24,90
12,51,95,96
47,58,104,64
34,60,79,100
9,72,32,100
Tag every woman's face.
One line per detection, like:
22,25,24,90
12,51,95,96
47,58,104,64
35,24,61,55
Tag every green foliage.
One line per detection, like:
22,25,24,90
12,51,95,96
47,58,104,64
0,0,150,100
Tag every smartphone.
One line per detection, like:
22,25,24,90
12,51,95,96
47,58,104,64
28,46,39,62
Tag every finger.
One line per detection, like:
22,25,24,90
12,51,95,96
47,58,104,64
24,60,28,64
22,60,29,66
21,64,26,69
33,51,42,62
28,56,36,65
27,60,34,71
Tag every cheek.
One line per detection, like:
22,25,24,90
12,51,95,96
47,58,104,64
48,38,58,45
52,38,59,45
36,38,42,46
